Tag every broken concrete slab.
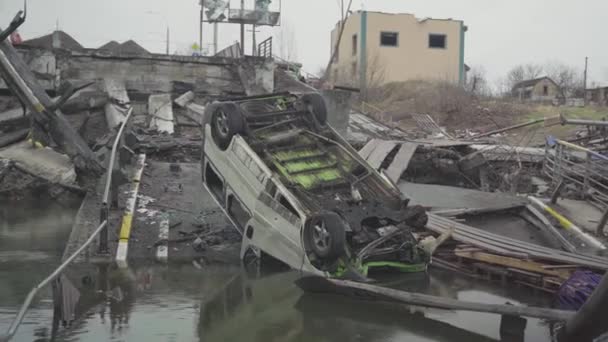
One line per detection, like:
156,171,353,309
0,141,76,185
103,79,130,129
365,140,398,170
174,91,205,125
238,58,276,96
148,94,174,134
468,144,546,163
348,113,411,145
61,89,108,114
0,39,102,177
174,91,195,108
0,107,26,123
359,140,419,183
0,128,29,148
385,143,419,183
398,181,526,211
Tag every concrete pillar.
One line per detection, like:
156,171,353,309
322,89,352,136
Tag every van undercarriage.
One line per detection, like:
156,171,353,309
202,92,430,278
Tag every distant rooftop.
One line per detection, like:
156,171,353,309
334,10,463,29
98,40,150,55
22,30,84,51
21,31,150,55
512,77,556,90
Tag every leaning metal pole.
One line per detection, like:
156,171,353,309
0,221,108,342
99,107,134,254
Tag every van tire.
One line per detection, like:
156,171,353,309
211,102,245,151
306,212,346,261
301,93,328,126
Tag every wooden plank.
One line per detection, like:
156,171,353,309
385,142,418,183
296,276,575,321
455,250,572,279
365,140,397,169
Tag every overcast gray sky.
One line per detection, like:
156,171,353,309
2,0,607,87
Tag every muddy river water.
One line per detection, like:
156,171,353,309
0,197,558,342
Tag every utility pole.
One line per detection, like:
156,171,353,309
584,57,589,105
166,26,170,55
240,0,245,56
248,25,260,56
213,22,218,55
252,24,257,56
199,0,204,54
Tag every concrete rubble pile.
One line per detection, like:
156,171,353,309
350,103,608,300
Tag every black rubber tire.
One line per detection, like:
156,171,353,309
301,93,328,126
305,211,347,261
210,102,245,151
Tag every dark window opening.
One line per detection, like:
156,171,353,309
543,85,549,96
265,181,278,198
429,34,446,49
205,164,224,203
380,32,398,47
352,34,358,55
279,195,300,218
228,195,251,230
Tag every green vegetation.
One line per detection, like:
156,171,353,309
526,105,608,122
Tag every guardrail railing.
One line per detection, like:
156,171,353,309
0,108,133,342
543,137,608,234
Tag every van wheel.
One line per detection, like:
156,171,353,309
211,102,244,151
306,212,346,261
301,93,328,126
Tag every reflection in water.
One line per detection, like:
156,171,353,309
0,199,557,342
0,197,79,256
1,262,557,342
0,197,79,342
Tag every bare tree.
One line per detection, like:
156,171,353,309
506,63,543,89
466,65,490,96
545,61,583,98
322,0,354,81
366,53,387,90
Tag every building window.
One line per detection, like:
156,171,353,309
205,163,224,204
352,34,358,55
278,195,300,219
380,32,398,47
543,85,549,96
429,34,446,49
228,195,251,231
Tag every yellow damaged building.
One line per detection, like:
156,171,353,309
330,11,467,91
